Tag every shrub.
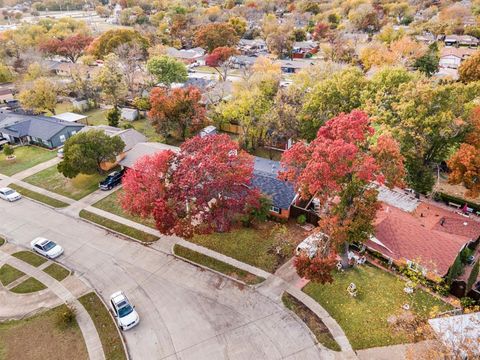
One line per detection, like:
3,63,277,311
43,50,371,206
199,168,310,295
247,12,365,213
467,260,479,292
56,304,77,329
296,214,307,225
460,297,477,309
446,254,464,285
460,247,473,264
106,107,120,127
3,144,14,156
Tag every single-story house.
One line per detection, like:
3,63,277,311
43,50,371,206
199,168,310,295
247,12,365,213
238,39,268,56
0,113,84,149
366,197,480,281
79,125,146,170
53,112,88,123
292,41,319,59
251,156,296,219
0,88,14,103
276,59,316,74
444,34,479,47
119,142,180,168
231,55,258,69
166,47,206,65
439,47,476,69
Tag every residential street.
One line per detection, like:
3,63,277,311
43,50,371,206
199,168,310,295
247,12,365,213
0,198,332,360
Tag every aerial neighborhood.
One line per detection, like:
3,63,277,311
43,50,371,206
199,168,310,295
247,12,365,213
0,0,480,359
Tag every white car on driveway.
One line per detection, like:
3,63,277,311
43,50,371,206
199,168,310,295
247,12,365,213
0,187,21,202
110,291,140,331
30,237,64,259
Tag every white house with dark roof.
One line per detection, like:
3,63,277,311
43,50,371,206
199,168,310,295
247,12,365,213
0,113,84,149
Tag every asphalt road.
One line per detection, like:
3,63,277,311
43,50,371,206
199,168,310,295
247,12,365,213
0,198,326,360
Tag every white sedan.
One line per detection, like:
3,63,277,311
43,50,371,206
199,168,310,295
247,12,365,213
31,237,64,259
110,291,140,331
0,187,21,202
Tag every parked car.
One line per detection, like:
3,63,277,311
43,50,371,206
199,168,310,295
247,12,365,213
31,237,64,259
99,169,125,191
0,187,21,202
110,291,140,330
57,147,64,158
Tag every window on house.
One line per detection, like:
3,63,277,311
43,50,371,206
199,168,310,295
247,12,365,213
71,131,77,135
59,134,66,143
270,206,280,214
407,260,426,275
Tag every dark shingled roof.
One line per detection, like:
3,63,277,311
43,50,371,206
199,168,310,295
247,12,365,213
252,157,295,209
0,113,84,140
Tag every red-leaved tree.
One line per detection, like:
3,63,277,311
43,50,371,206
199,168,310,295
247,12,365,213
282,110,405,281
148,86,207,140
313,22,330,40
294,253,338,284
205,46,238,82
121,134,261,238
39,34,93,63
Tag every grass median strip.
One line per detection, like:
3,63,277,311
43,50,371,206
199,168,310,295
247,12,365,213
78,292,127,360
0,264,25,286
9,184,69,208
12,251,47,267
43,263,70,282
282,292,341,351
10,277,47,293
173,244,265,285
79,210,159,243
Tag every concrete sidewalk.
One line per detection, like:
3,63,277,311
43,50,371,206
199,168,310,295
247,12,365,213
0,250,105,360
11,157,61,180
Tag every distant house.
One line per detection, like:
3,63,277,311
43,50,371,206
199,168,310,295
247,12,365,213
277,59,315,73
439,47,477,69
119,142,180,169
231,55,257,69
366,187,480,281
80,125,147,170
251,157,296,219
238,39,268,56
444,34,479,47
166,47,206,65
0,113,84,149
292,41,319,59
0,88,14,103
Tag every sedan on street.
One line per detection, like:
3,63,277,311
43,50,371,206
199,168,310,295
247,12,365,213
0,187,21,202
31,237,64,259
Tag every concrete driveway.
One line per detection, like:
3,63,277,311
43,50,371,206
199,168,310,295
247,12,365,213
0,198,328,360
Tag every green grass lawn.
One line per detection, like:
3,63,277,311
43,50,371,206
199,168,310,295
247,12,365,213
12,251,48,267
174,245,264,285
43,263,70,282
8,184,70,208
129,118,163,142
282,292,340,351
24,165,105,200
0,264,25,286
79,210,159,243
10,277,47,293
78,292,127,360
93,190,156,228
0,146,56,176
303,265,453,350
188,222,306,273
0,304,88,360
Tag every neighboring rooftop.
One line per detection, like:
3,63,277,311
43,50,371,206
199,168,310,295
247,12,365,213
119,142,179,168
376,185,419,213
53,112,87,123
80,125,147,152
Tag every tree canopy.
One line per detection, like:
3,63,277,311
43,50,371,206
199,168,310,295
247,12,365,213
146,55,188,86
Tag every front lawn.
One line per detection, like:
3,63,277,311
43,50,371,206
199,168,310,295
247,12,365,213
78,292,127,360
188,222,307,273
130,118,163,142
0,304,88,360
24,165,105,200
174,244,264,285
12,251,47,267
92,190,156,229
0,264,25,286
10,277,47,293
0,146,56,176
303,265,453,350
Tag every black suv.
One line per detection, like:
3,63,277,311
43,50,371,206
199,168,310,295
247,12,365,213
99,169,125,190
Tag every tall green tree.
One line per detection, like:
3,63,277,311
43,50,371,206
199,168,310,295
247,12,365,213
146,56,188,87
300,67,367,140
94,53,127,108
467,260,479,292
57,130,125,178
